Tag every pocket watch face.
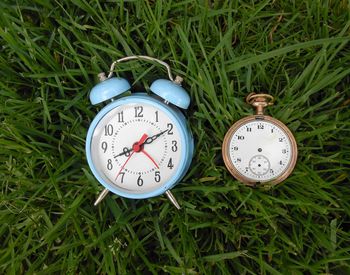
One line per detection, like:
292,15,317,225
222,116,297,185
89,102,183,194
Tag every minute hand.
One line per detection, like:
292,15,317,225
143,129,168,145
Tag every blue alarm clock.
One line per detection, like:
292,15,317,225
86,56,194,209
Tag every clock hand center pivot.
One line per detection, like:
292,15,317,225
132,133,148,152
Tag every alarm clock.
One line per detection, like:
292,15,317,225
222,93,297,186
86,56,194,209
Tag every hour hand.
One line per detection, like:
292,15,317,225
143,129,168,145
114,147,133,158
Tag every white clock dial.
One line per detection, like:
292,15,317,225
226,119,293,182
90,102,182,194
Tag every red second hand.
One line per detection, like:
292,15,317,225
141,149,160,169
115,134,148,180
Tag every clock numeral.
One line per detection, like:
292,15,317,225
233,146,238,151
123,147,130,157
107,159,113,170
237,135,245,140
279,160,283,165
167,158,174,169
104,124,113,136
155,111,159,122
118,111,124,122
119,172,125,183
279,138,283,142
236,158,242,162
171,140,178,152
167,123,174,135
154,171,161,183
101,141,108,153
137,174,143,186
258,124,264,130
246,127,252,132
270,169,274,174
134,106,143,118
282,149,287,154
271,128,274,133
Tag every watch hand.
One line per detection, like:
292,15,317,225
115,151,135,180
143,129,168,145
115,134,148,179
114,133,149,158
114,147,133,158
141,149,159,169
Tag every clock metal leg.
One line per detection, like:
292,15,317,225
165,190,181,210
94,188,109,206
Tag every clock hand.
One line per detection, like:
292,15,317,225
114,147,133,158
114,129,168,158
115,133,148,179
115,151,135,180
143,129,168,145
96,133,149,206
140,149,159,169
114,133,149,158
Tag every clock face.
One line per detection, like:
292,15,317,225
89,102,183,194
223,116,297,184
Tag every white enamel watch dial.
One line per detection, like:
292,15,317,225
90,102,182,194
222,94,297,186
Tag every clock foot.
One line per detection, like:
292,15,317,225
94,188,109,206
165,190,181,210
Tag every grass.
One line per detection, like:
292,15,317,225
1,0,350,274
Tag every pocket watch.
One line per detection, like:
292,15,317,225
222,93,297,186
85,56,194,209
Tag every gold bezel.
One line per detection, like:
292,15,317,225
222,115,298,186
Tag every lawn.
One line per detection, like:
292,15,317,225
1,0,350,274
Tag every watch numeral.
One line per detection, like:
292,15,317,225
137,174,143,186
101,141,108,153
279,160,283,165
104,124,113,136
171,140,178,152
155,111,159,122
167,123,174,135
282,149,287,154
237,135,245,140
118,111,124,122
134,106,143,118
236,158,242,162
167,158,174,169
246,127,252,132
233,146,238,151
107,159,113,170
279,138,283,142
258,124,264,129
154,171,161,182
119,172,125,183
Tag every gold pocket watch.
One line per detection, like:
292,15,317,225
222,93,298,186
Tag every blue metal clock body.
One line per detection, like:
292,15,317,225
85,60,194,208
86,93,194,199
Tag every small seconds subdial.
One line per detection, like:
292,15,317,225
249,155,270,176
